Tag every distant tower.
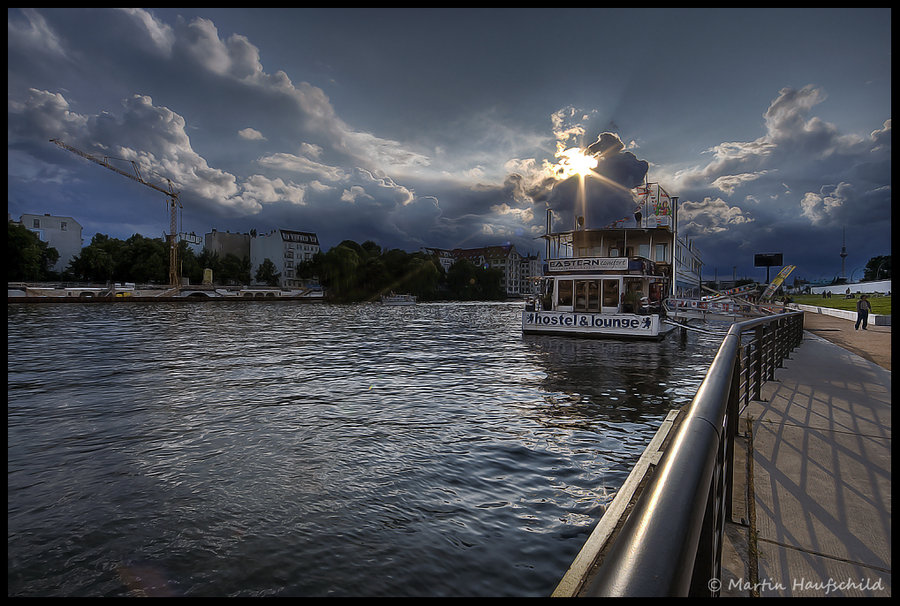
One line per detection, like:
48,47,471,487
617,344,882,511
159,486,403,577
839,227,848,279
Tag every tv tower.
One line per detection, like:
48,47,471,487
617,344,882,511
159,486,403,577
840,227,848,279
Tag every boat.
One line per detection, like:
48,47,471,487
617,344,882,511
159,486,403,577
381,292,417,306
522,181,702,340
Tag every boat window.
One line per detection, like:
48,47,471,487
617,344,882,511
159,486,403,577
574,280,601,312
558,280,573,306
574,281,587,310
655,243,668,262
587,281,600,311
601,279,619,309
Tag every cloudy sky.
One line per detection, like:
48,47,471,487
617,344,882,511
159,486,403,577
8,8,891,282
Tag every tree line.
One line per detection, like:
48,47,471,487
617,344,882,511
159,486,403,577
297,239,506,302
8,222,507,302
9,222,254,286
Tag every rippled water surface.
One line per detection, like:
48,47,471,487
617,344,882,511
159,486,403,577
8,301,720,596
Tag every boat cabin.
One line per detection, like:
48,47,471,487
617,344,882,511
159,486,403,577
532,225,677,315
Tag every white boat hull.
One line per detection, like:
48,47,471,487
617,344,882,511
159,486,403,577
522,310,674,340
381,294,417,306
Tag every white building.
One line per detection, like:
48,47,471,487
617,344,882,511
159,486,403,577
250,228,320,288
421,247,456,273
19,213,83,273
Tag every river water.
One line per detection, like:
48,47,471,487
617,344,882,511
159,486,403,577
8,301,721,597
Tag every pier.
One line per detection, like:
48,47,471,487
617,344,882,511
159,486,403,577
555,311,891,597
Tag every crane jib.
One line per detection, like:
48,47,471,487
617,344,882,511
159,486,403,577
50,138,182,287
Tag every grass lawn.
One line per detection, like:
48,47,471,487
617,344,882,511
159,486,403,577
791,294,891,315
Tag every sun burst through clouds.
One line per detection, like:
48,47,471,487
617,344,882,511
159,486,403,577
552,146,599,179
544,145,602,228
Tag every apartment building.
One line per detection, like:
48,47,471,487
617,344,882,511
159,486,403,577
19,213,83,273
250,228,320,288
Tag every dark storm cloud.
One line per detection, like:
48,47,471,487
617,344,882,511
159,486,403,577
585,132,625,158
547,132,650,229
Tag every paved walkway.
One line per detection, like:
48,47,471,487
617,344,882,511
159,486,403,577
802,311,891,372
723,312,891,597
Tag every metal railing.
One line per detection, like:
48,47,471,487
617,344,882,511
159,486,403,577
582,311,804,596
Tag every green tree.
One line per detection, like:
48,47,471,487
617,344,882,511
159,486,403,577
255,258,281,286
8,221,59,281
221,254,251,285
299,239,507,302
66,234,123,282
318,244,361,300
392,253,441,299
445,259,504,300
864,255,891,281
446,259,481,300
121,234,167,283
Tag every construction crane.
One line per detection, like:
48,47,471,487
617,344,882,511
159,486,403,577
50,138,183,287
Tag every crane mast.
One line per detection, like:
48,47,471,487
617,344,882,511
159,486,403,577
50,139,182,287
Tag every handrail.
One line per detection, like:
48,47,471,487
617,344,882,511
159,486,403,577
581,311,804,596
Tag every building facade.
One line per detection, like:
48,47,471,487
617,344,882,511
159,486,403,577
204,230,251,260
421,247,456,273
19,213,83,273
250,228,320,288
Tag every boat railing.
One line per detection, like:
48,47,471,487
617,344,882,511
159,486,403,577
580,311,804,596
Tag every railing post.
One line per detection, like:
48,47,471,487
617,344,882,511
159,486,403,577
776,317,787,366
766,322,776,380
753,326,764,400
726,352,740,520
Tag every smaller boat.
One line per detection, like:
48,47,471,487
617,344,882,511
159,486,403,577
381,292,417,306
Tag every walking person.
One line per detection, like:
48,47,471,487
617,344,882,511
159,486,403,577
855,294,872,330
